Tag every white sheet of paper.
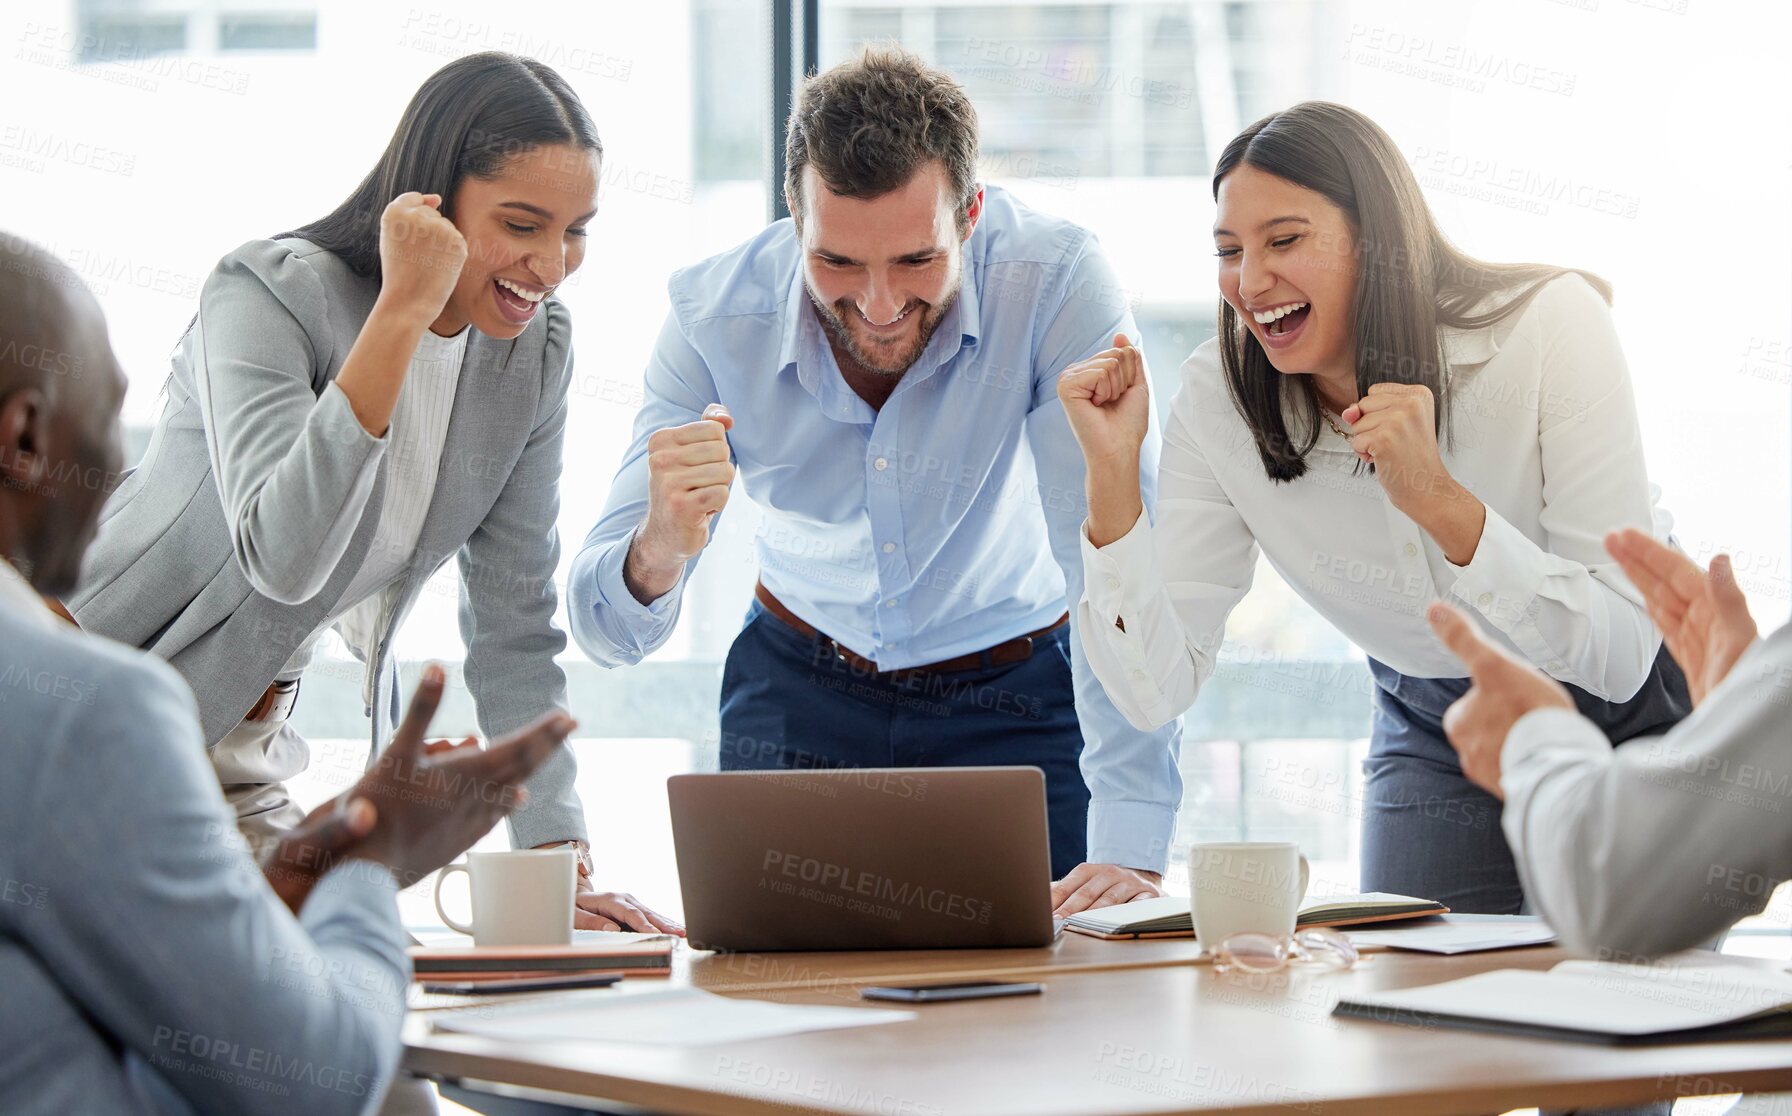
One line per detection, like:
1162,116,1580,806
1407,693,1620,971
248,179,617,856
1347,916,1556,954
431,986,914,1046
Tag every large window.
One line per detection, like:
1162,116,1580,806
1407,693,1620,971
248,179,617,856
814,0,1792,912
70,0,318,58
6,1,1789,953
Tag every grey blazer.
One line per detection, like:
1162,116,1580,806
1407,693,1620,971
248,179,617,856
70,237,587,849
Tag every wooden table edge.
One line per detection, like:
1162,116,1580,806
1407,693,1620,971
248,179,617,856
405,1037,1792,1116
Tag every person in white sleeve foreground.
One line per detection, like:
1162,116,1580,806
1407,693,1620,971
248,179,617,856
1430,527,1782,958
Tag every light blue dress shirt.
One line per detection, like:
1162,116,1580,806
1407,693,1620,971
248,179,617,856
569,185,1183,871
0,564,408,1116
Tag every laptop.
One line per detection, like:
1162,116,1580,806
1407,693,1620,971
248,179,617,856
668,766,1057,951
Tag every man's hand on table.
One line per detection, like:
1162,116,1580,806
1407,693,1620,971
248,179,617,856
576,880,686,935
534,840,687,935
1051,863,1163,917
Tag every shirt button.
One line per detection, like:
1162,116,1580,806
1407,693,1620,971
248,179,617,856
1402,543,1418,558
883,642,895,650
884,600,896,608
1105,575,1121,589
1131,669,1149,682
882,542,896,554
873,457,888,471
1477,592,1494,608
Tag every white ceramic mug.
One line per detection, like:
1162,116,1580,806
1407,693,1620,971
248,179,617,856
432,848,577,947
1187,841,1310,952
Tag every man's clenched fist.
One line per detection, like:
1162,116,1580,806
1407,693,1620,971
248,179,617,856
624,404,734,604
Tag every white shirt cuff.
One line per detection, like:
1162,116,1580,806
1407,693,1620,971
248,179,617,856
1078,511,1179,730
1080,509,1154,623
1446,506,1545,631
1086,798,1178,875
1503,706,1610,781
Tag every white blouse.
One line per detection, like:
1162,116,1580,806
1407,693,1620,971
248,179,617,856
1079,274,1670,732
264,323,467,679
335,324,466,611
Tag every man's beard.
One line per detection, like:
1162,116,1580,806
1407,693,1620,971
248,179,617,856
810,283,960,378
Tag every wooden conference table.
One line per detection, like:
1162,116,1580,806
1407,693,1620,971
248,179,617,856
403,933,1792,1115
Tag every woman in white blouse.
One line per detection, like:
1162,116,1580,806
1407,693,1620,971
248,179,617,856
1058,102,1690,913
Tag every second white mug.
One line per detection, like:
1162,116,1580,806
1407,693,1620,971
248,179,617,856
1187,841,1309,952
433,848,577,948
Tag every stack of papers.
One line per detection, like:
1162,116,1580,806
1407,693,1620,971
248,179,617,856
1064,892,1448,940
409,930,676,981
432,986,915,1045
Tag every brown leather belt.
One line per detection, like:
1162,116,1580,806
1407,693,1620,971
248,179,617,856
754,580,1066,678
245,679,301,723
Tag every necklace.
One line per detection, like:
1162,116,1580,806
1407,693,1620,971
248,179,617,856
1322,410,1352,441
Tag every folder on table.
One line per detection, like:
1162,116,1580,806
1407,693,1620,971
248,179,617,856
408,932,676,981
1335,959,1792,1044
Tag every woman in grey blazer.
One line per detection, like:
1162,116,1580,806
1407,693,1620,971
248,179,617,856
70,52,678,934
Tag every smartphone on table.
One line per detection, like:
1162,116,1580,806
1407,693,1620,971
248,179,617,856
859,981,1043,1003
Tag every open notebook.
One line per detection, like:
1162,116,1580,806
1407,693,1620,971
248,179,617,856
1063,893,1448,941
1335,960,1792,1044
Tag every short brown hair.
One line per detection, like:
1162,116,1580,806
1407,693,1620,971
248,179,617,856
784,46,980,232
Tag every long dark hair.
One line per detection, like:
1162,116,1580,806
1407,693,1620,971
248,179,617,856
285,52,601,278
1213,101,1609,482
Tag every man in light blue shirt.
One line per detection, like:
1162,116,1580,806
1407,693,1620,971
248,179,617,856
569,47,1181,912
